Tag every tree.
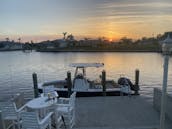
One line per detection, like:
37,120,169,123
0,43,4,48
156,34,163,40
141,37,147,41
67,34,74,41
18,38,21,43
62,32,67,40
5,37,9,42
120,37,133,44
84,37,88,41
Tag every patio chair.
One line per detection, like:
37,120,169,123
21,111,53,129
56,92,76,129
19,87,34,103
49,106,63,129
0,101,26,129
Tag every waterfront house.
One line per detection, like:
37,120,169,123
0,41,23,50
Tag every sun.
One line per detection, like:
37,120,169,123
109,38,113,42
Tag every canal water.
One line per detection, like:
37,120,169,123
0,51,172,97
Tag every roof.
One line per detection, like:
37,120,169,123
69,63,104,68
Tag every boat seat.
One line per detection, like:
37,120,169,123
74,78,89,91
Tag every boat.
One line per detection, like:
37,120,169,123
38,63,139,97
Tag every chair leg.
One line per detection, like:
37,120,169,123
49,120,51,129
12,120,15,129
3,121,6,129
73,110,75,126
17,118,21,129
17,122,20,129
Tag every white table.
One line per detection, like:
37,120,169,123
26,96,57,109
26,96,58,118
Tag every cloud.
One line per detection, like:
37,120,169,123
0,0,172,41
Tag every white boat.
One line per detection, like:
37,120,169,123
38,63,138,97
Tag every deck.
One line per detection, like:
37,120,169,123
1,88,172,129
74,95,172,129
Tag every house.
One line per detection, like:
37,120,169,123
0,41,23,50
55,39,68,48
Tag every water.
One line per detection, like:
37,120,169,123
0,51,172,97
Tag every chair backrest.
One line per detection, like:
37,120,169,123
19,87,34,102
21,111,39,128
0,101,17,119
69,92,76,108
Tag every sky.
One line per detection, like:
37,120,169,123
0,0,172,42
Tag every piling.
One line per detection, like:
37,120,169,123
102,70,106,96
0,111,5,129
135,69,140,95
32,73,39,98
67,71,72,97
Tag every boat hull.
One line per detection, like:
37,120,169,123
39,89,136,97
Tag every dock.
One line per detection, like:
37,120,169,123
74,95,172,129
0,87,172,129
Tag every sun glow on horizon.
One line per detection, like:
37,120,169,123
0,0,172,42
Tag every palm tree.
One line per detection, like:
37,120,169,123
62,32,67,40
5,37,9,42
84,37,89,41
18,38,21,43
67,34,74,41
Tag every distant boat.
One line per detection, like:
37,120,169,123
38,63,138,97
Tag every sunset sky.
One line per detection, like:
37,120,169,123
0,0,172,42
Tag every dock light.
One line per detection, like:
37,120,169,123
160,34,172,129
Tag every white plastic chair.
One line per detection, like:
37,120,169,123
56,92,76,129
19,87,34,103
49,105,63,129
21,111,53,129
0,101,26,129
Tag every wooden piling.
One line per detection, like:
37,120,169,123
135,69,140,95
67,71,72,97
0,111,5,129
32,73,39,98
102,70,106,96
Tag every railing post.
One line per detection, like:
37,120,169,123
160,55,169,129
32,73,39,98
0,111,5,129
135,69,140,95
102,70,106,96
67,71,72,97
